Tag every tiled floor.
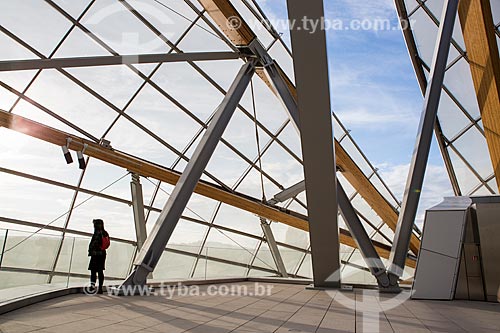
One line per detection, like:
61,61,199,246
1,282,499,332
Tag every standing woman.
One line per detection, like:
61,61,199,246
88,219,110,294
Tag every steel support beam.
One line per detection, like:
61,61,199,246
286,0,341,288
256,34,395,286
388,0,458,284
0,52,242,72
260,218,289,277
337,185,390,288
394,0,463,197
260,63,300,132
120,61,256,287
130,173,147,251
268,180,305,205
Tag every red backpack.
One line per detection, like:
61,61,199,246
101,235,110,250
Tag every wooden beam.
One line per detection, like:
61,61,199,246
0,110,415,268
197,0,255,46
0,110,305,229
459,0,500,191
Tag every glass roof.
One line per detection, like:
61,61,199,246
0,0,497,289
404,0,499,196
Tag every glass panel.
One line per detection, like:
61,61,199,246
68,195,135,240
243,77,290,135
54,236,76,276
128,83,205,154
211,203,263,235
167,218,209,253
105,116,179,167
0,172,75,228
177,19,233,52
443,58,481,120
0,129,83,185
105,240,135,278
0,31,39,61
155,251,196,280
53,27,109,58
2,230,61,271
351,196,380,235
23,69,118,137
0,271,49,290
223,109,272,161
270,222,309,250
78,159,131,200
233,0,275,47
0,86,18,111
196,60,245,93
193,259,247,278
370,175,400,209
340,244,355,262
0,1,72,57
492,0,500,24
276,121,302,160
183,193,220,223
448,148,483,195
81,0,172,55
378,224,395,243
453,127,493,180
341,251,377,285
132,0,198,46
296,253,312,278
0,229,6,267
411,8,439,66
277,246,303,274
234,167,270,199
261,142,304,189
64,65,147,110
248,268,274,277
253,241,278,272
425,0,466,51
487,177,499,194
437,92,475,139
51,0,93,19
405,0,420,14
67,236,91,275
201,228,259,266
151,61,225,123
337,172,356,198
470,185,493,196
268,42,294,84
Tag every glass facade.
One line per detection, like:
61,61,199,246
403,0,499,196
0,0,497,291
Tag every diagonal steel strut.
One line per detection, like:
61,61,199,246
387,0,459,287
119,60,257,288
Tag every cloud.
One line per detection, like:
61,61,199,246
336,107,418,127
330,0,396,20
377,162,454,228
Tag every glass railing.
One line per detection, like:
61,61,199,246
0,227,303,292
0,227,392,295
0,228,134,291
